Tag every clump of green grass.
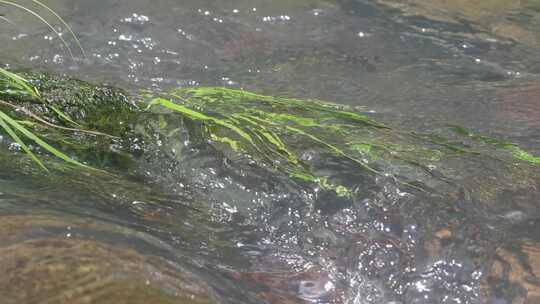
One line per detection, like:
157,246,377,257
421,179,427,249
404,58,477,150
450,125,540,164
145,87,540,196
0,68,98,171
0,1,94,170
146,88,421,194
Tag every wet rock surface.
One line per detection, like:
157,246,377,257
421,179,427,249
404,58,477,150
375,0,540,49
483,242,540,304
0,214,215,304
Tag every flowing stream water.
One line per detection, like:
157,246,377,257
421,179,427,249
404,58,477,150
1,1,540,303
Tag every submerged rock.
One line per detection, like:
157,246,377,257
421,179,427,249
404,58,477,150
483,242,540,304
375,0,540,49
0,214,215,304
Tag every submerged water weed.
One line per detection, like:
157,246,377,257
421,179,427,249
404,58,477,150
0,0,85,59
0,70,538,196
0,110,91,171
146,89,409,194
147,89,387,196
450,125,540,164
0,68,99,171
147,87,540,195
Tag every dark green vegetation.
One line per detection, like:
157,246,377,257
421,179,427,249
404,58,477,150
1,70,539,202
0,68,95,170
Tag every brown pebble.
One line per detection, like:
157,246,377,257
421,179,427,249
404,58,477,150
434,228,452,240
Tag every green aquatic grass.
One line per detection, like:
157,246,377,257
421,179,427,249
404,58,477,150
2,69,538,193
0,69,100,171
450,125,540,164
0,110,46,170
0,110,91,171
30,0,86,57
146,87,540,196
147,91,360,195
0,67,40,98
147,88,428,194
1,67,90,129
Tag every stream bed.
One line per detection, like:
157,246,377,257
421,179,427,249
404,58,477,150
1,1,540,303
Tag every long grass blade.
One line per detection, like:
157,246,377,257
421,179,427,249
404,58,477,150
0,99,118,138
0,110,91,170
49,104,81,127
148,97,256,145
0,67,40,98
0,14,15,25
31,0,85,57
0,0,75,59
1,68,85,128
0,110,47,170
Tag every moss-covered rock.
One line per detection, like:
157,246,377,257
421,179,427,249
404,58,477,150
1,71,137,136
1,70,539,205
1,70,540,304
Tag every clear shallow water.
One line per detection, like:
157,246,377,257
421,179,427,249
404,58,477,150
2,0,540,150
1,1,540,303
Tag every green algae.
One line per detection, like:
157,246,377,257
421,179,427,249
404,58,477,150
450,125,540,165
147,88,391,195
142,87,540,198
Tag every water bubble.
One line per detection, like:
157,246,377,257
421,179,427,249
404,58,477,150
121,13,150,25
501,210,527,222
118,34,133,41
11,33,27,40
52,54,64,64
9,142,21,151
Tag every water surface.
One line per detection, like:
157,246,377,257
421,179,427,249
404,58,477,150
1,0,540,303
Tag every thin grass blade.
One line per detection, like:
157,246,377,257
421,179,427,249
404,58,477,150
0,0,75,59
0,110,47,170
49,105,81,127
0,67,40,98
31,0,85,57
0,110,91,169
0,15,14,25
